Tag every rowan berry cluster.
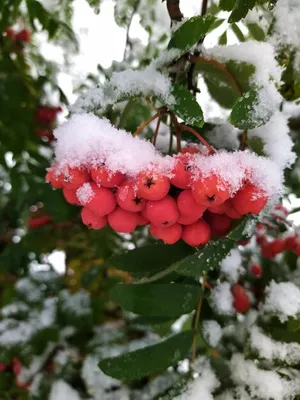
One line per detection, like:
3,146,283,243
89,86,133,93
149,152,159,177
0,358,30,390
255,205,300,258
5,28,30,44
46,147,269,247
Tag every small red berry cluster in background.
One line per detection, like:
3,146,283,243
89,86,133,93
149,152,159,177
254,205,300,259
46,147,269,247
0,358,31,390
232,284,250,313
35,106,62,142
5,28,31,43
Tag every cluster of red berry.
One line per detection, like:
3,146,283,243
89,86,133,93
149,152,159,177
0,358,30,390
5,28,30,43
35,106,62,142
255,205,300,258
46,148,268,247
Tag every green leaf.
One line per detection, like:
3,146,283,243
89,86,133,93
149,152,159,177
247,23,265,41
227,215,256,241
98,331,193,381
231,23,245,41
109,242,193,274
219,0,236,11
168,15,216,53
218,31,227,45
229,0,257,23
110,284,201,317
176,238,235,277
167,84,204,127
230,87,272,129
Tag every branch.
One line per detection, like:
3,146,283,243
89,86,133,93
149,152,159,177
166,0,183,23
180,124,216,154
189,55,243,96
201,0,208,16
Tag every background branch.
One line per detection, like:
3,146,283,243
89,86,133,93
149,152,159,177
166,0,183,24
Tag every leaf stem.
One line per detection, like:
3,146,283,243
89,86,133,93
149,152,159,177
180,124,216,154
133,112,159,136
189,55,243,96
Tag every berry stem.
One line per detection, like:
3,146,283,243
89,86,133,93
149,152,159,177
241,130,248,150
192,273,206,363
152,116,161,146
180,124,216,154
169,111,182,152
189,55,242,96
133,112,160,136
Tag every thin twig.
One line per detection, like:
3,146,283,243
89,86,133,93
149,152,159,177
192,274,206,363
169,111,182,152
166,0,183,23
189,55,242,95
153,116,161,146
133,112,159,136
123,0,140,59
180,124,216,154
241,130,248,150
201,0,208,17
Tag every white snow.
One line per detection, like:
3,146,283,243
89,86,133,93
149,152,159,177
263,281,300,322
202,320,222,347
70,66,173,114
210,282,235,316
203,41,283,126
53,114,284,200
271,0,300,69
230,354,300,400
250,326,300,365
206,121,239,150
59,289,91,317
49,380,81,400
220,248,242,283
248,111,296,169
76,182,95,205
1,302,29,317
174,357,220,400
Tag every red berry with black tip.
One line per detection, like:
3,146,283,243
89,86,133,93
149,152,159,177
191,175,230,207
116,180,146,212
146,196,179,228
137,171,170,200
150,223,182,245
81,208,107,230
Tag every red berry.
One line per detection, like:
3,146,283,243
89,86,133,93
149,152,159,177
272,204,289,219
209,213,232,236
46,168,64,189
208,203,228,214
261,239,285,258
256,223,266,237
12,358,22,375
171,154,193,189
91,166,124,188
146,196,179,228
28,216,52,229
108,207,138,233
5,28,15,38
232,284,250,313
83,184,116,216
15,29,30,43
62,167,90,190
137,171,170,200
181,147,200,155
191,175,230,207
116,180,146,212
231,184,268,215
223,199,242,220
285,236,297,251
0,363,6,372
150,223,182,244
294,243,300,257
177,190,206,218
81,207,107,229
16,379,30,390
250,263,262,278
177,213,200,225
63,188,81,205
181,220,211,247
137,213,149,226
257,235,267,246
